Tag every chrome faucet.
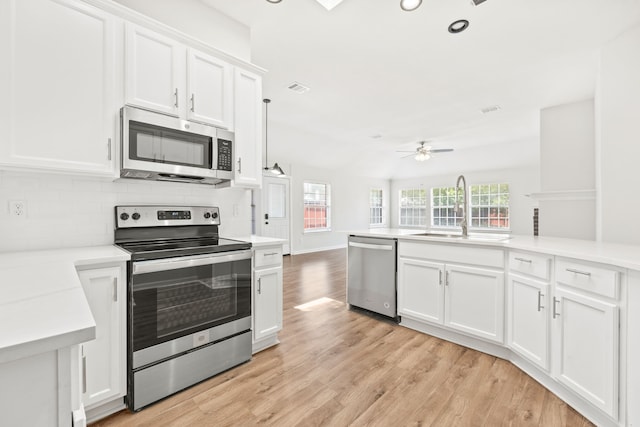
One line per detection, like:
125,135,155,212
455,175,468,237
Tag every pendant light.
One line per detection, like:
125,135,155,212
263,99,286,176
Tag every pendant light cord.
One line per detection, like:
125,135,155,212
264,98,270,169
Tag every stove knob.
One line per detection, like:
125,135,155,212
132,212,141,220
212,212,219,219
204,212,211,219
120,213,129,221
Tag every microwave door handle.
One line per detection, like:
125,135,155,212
132,250,251,275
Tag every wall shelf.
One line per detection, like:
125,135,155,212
525,189,596,201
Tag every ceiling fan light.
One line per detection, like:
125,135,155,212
400,0,422,11
415,152,430,161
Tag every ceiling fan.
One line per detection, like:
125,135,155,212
397,141,454,161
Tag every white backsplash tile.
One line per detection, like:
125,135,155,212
0,171,252,253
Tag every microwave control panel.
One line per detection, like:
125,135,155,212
217,139,233,171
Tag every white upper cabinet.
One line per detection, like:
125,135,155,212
233,67,263,188
125,24,233,129
125,24,183,116
187,49,233,129
0,0,119,176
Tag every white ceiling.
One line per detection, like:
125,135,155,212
203,0,640,179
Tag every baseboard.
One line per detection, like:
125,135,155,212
291,244,346,255
85,397,126,424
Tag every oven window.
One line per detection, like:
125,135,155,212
129,120,212,168
131,258,251,351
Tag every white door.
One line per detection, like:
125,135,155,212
397,258,444,324
233,67,262,188
125,24,183,116
507,274,549,370
187,48,233,128
552,288,619,418
444,264,505,343
254,266,283,341
1,0,117,176
261,175,291,254
77,266,126,408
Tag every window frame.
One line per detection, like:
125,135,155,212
429,182,510,232
303,181,332,233
369,188,385,228
398,188,428,228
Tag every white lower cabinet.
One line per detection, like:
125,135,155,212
397,241,505,344
552,287,619,419
252,245,283,352
507,275,549,370
76,264,126,411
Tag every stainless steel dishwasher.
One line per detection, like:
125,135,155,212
347,235,398,321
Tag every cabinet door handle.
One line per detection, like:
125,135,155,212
113,277,118,302
445,271,449,286
82,353,87,394
264,252,279,256
107,138,112,161
190,93,195,112
566,268,591,277
438,270,443,285
552,297,560,319
515,257,532,263
537,291,544,312
174,88,179,108
257,277,262,295
237,157,242,174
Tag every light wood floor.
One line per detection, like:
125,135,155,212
93,249,593,427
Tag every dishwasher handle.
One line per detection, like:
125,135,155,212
348,241,394,251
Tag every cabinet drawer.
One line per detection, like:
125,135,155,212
399,241,503,269
254,246,283,268
556,259,619,299
509,251,552,281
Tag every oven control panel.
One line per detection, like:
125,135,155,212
116,206,221,228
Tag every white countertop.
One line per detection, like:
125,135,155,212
0,246,130,364
348,229,640,271
231,235,287,247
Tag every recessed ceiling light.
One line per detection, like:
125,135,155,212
448,19,469,34
400,0,422,11
371,134,383,139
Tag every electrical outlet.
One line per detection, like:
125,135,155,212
9,200,27,218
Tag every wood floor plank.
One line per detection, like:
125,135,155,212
94,249,594,427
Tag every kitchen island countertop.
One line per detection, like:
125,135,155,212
0,245,130,364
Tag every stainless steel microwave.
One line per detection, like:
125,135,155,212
120,106,234,185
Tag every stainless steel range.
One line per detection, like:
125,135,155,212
114,205,252,411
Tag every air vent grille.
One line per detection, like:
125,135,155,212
287,82,310,94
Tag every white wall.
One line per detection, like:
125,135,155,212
390,166,540,236
0,171,251,252
597,23,640,244
113,0,251,61
285,164,390,254
538,99,596,240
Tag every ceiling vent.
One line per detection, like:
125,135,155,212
480,105,501,114
287,81,310,94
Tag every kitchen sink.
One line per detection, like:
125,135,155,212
408,232,510,241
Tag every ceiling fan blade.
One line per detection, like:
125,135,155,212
396,150,418,153
430,148,454,153
400,153,416,158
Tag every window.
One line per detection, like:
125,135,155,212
430,183,510,230
431,186,461,227
304,182,331,232
369,189,384,227
470,183,510,229
399,188,427,227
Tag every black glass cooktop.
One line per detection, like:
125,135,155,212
118,237,251,261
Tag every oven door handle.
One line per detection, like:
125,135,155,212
132,250,252,275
